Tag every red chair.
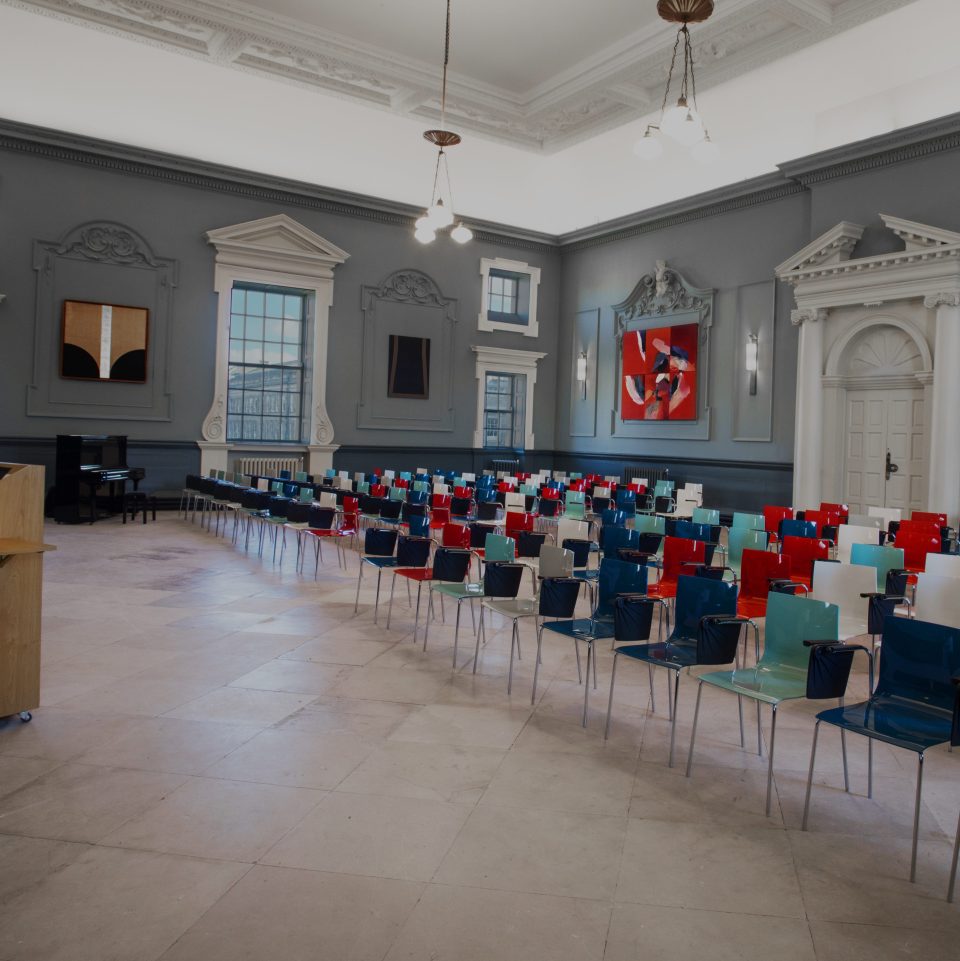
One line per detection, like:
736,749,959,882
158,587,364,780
441,522,471,550
369,483,387,499
568,479,588,493
497,481,516,493
393,477,409,489
911,511,947,528
505,511,535,540
540,487,560,500
737,549,792,619
454,485,472,499
780,535,830,588
429,506,450,533
763,506,793,546
894,529,941,573
820,502,849,524
804,509,841,539
431,493,452,510
648,536,705,600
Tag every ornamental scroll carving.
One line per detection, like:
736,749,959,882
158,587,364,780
372,270,448,309
613,260,711,335
55,222,158,268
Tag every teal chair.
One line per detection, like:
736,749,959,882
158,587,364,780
634,514,666,535
686,591,841,815
565,492,587,521
727,528,769,575
732,511,764,531
413,480,429,493
692,507,720,526
850,543,905,592
297,487,313,504
654,479,675,498
356,480,370,495
389,486,406,502
482,533,516,564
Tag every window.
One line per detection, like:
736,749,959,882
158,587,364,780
483,372,526,448
226,284,307,443
478,258,542,337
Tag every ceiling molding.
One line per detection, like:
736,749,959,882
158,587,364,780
5,0,922,152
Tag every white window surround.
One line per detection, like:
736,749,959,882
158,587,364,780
478,257,541,338
199,214,349,475
472,345,546,450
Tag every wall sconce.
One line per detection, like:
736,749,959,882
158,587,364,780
576,351,588,400
745,333,758,396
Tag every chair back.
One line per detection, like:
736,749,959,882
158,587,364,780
692,507,721,526
539,545,574,578
484,533,516,562
837,524,882,563
538,577,581,618
451,496,474,518
297,487,314,504
395,535,431,567
483,562,525,599
727,527,768,570
739,548,791,603
601,509,626,528
538,498,561,518
895,529,941,571
810,560,875,627
874,615,960,708
432,548,472,583
517,531,546,559
317,490,337,508
407,515,431,538
379,500,403,521
914,573,960,628
504,492,526,510
505,511,534,537
674,520,713,543
431,493,452,510
307,505,336,530
636,532,663,555
654,480,674,497
671,574,737,644
441,522,471,549
363,527,398,557
564,500,587,521
407,489,429,506
780,518,817,540
732,512,764,530
763,506,793,536
476,501,501,521
634,513,666,536
286,502,311,524
761,592,839,673
849,542,905,592
601,526,638,556
804,509,841,537
923,553,960,578
561,538,592,569
557,517,591,545
780,536,830,583
912,511,948,528
596,557,647,619
660,536,706,587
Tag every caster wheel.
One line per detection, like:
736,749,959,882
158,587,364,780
18,712,32,723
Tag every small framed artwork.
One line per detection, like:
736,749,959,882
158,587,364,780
387,334,430,399
621,322,698,421
60,300,149,383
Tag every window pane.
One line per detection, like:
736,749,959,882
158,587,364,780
282,393,300,416
261,368,282,389
262,417,281,441
229,342,243,363
282,369,299,390
245,315,264,340
263,342,282,365
230,314,244,338
227,393,242,414
281,344,298,365
230,288,245,312
245,290,265,315
265,292,284,317
281,419,299,441
241,415,260,438
245,342,263,364
264,318,282,342
263,392,282,415
242,393,261,415
284,295,301,319
283,320,301,345
227,414,241,438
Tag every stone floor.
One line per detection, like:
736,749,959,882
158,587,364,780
0,512,958,961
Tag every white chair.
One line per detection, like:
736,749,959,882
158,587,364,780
592,486,611,500
923,554,960,579
318,490,337,509
538,545,574,579
674,492,699,518
847,513,882,530
810,560,876,639
557,517,591,546
837,524,882,564
505,492,526,510
462,472,476,483
868,506,902,528
914,573,960,628
433,483,450,496
383,469,395,480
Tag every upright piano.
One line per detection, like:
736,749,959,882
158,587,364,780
54,434,145,524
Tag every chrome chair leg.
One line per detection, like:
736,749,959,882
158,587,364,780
839,696,849,793
665,670,673,721
801,719,820,831
765,704,778,817
648,664,656,713
354,563,363,613
452,600,464,669
603,651,620,739
948,806,960,902
582,642,592,727
737,695,745,748
424,590,434,651
471,603,484,674
507,619,519,695
756,702,763,757
911,752,924,883
668,669,681,769
386,575,397,629
532,625,545,705
685,681,704,778
867,739,873,799
573,639,582,684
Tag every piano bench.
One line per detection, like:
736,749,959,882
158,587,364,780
123,491,157,525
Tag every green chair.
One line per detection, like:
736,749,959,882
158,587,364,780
295,471,309,482
356,480,370,495
732,511,764,530
482,533,516,564
686,591,841,815
634,513,666,535
727,528,769,576
692,507,720,526
297,487,313,504
850,543,905,592
389,486,406,502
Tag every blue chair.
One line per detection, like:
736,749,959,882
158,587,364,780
615,488,637,519
674,520,720,565
538,557,647,726
601,508,627,528
780,518,817,540
601,525,639,557
686,591,843,816
354,527,400,621
606,576,744,767
406,514,431,538
802,616,960,885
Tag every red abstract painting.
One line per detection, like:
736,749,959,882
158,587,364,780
621,323,698,421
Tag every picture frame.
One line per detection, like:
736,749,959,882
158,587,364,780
60,299,149,383
387,334,430,399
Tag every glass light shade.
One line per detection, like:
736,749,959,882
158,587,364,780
414,225,436,244
691,135,718,164
415,215,432,230
661,101,704,146
450,223,473,244
427,200,454,228
745,336,758,373
633,129,663,160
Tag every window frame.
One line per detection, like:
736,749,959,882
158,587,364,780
472,345,545,451
478,258,541,338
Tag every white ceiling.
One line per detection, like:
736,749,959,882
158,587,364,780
1,0,959,235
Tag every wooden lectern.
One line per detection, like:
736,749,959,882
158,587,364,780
0,463,55,721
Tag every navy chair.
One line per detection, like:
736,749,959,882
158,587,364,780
615,488,637,520
674,519,719,565
605,575,743,766
601,508,627,528
601,525,639,558
780,518,817,540
802,615,960,885
353,527,401,621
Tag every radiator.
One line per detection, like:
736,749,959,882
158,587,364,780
235,456,304,478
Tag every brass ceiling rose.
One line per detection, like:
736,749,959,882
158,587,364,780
423,129,462,148
656,0,714,24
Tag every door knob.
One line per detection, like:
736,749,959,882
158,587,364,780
885,451,899,481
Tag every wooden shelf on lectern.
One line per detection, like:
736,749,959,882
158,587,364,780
0,463,54,719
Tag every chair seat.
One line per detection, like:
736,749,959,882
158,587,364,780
699,664,808,705
573,570,599,582
737,596,768,619
838,615,868,640
483,598,538,618
616,640,698,669
284,521,309,530
816,697,953,753
393,567,435,582
306,528,342,537
433,582,485,600
541,617,615,641
647,581,677,599
361,557,400,569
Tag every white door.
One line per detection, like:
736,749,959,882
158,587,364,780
844,388,925,515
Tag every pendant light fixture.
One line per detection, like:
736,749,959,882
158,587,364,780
415,0,472,245
634,0,717,162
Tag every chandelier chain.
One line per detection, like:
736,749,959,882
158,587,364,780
439,0,452,130
659,26,683,118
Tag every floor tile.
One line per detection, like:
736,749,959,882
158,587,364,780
227,658,349,695
387,704,532,748
0,834,86,904
328,666,452,704
809,920,960,960
162,687,313,726
0,755,62,800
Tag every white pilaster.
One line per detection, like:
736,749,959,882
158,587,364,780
791,308,827,508
924,293,960,524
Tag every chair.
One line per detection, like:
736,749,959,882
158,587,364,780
481,533,517,566
557,517,592,547
601,526,639,558
386,546,470,643
737,547,793,619
601,508,627,529
849,543,904,592
809,560,876,639
451,496,474,521
803,616,960,884
687,591,841,815
692,507,721,526
780,518,817,540
378,499,404,526
836,524,882,563
353,528,400,622
538,558,647,726
780,535,831,588
914,573,960,628
727,528,768,576
673,520,719,565
894,528,941,573
763,506,793,546
538,544,574,579
648,536,705,601
911,511,948,528
406,514,431,538
606,576,743,766
505,511,535,540
923,554,960,578
615,488,637,519
732,512,764,531
634,513,666,537
467,562,527,672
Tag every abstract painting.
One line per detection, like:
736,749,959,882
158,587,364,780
387,334,430,399
60,300,148,382
621,322,697,421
